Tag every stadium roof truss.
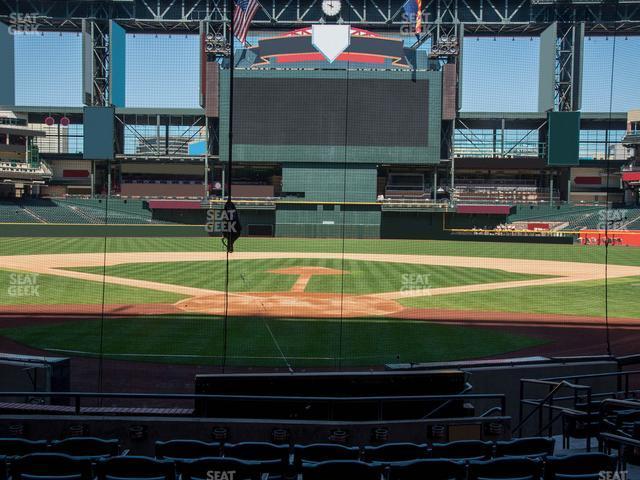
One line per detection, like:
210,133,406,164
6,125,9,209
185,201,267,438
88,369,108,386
1,0,637,163
1,0,640,34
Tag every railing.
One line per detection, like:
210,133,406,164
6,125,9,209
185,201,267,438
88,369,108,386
0,391,506,423
516,369,640,438
515,379,591,437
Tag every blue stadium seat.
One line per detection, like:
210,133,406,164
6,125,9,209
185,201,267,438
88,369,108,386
301,459,383,480
387,458,466,480
176,457,263,480
468,457,543,480
430,440,493,460
293,443,360,468
543,453,617,480
96,456,176,480
0,438,48,456
49,437,120,460
223,442,289,476
155,440,221,461
494,437,556,458
0,456,6,480
362,443,429,463
10,453,94,480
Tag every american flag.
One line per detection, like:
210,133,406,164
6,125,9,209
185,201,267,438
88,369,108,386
233,0,260,45
403,0,422,35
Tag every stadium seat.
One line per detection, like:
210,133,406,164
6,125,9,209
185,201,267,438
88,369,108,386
430,440,493,460
293,443,360,468
0,456,7,480
543,453,617,480
468,457,543,480
0,438,47,456
223,443,289,476
387,458,466,480
10,453,94,480
362,443,429,463
96,456,176,480
155,440,221,461
301,459,383,480
494,437,556,458
176,457,263,480
49,437,120,459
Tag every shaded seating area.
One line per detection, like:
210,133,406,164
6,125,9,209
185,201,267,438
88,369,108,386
0,436,626,480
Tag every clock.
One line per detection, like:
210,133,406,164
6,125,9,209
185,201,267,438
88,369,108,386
321,0,342,17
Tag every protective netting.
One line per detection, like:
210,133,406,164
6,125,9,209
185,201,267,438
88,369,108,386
0,9,640,401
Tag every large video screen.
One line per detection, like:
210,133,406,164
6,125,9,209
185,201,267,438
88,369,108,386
233,78,429,147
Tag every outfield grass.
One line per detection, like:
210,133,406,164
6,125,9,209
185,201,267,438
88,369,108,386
0,315,545,367
0,237,638,266
400,275,640,319
69,258,549,295
0,268,184,305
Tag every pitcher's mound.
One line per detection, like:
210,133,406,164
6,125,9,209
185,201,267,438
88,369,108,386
269,266,347,276
175,292,402,318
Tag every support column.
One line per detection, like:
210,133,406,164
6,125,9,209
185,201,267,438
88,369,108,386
82,19,111,107
204,117,209,199
0,21,15,106
433,169,438,201
538,22,584,113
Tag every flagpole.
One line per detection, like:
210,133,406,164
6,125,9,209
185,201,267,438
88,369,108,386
227,8,234,201
222,1,235,373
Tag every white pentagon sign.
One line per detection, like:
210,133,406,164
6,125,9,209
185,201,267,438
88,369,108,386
311,24,351,63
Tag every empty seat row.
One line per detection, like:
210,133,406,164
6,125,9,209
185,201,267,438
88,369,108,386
0,437,119,459
156,438,556,463
0,437,555,463
0,452,620,480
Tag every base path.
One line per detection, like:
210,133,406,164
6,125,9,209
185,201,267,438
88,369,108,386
1,251,639,320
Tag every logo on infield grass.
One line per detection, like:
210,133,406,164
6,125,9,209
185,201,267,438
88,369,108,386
400,273,432,294
7,273,40,297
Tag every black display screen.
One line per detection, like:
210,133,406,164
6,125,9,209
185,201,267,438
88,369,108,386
233,78,429,147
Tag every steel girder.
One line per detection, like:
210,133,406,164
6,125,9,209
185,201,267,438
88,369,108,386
1,0,640,34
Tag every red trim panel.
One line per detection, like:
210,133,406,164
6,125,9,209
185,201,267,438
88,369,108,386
622,172,640,182
147,200,202,210
63,170,90,178
457,205,514,215
574,176,601,185
276,52,385,64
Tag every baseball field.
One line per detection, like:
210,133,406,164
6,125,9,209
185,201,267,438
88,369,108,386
1,236,639,375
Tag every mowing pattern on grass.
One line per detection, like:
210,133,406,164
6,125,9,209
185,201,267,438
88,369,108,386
68,258,548,295
0,268,184,305
0,315,545,367
400,275,640,319
0,237,637,266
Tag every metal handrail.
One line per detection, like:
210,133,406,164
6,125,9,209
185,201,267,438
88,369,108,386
514,380,591,436
0,391,506,421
